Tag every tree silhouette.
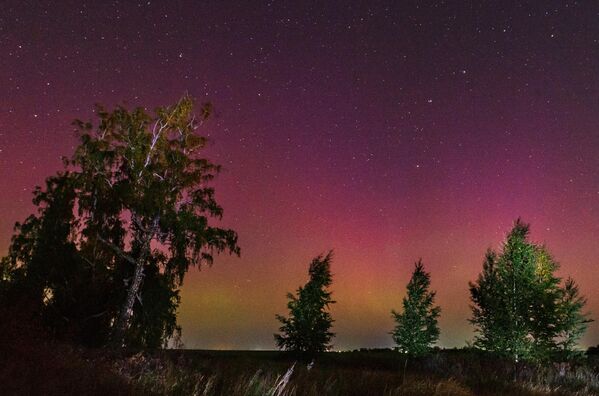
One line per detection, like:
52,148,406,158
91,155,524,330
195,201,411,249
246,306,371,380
391,260,440,356
0,96,239,348
0,173,121,345
275,251,335,355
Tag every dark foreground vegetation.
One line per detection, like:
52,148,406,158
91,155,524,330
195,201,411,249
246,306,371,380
112,349,599,396
3,311,599,396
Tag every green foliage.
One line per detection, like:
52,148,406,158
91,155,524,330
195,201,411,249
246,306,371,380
0,96,239,348
0,174,118,345
275,252,335,355
391,260,441,356
469,219,591,362
556,277,590,359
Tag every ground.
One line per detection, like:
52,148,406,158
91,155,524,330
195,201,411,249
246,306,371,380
2,315,597,396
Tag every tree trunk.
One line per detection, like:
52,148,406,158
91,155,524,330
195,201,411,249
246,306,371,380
110,216,158,348
402,354,409,385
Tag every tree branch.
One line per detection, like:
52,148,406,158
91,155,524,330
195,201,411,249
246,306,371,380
97,235,136,264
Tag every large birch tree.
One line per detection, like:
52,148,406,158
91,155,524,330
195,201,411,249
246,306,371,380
0,96,239,348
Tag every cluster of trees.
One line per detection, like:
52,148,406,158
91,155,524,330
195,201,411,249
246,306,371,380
0,97,239,348
274,220,591,362
0,97,592,362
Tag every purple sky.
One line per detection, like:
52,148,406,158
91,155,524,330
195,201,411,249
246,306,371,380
1,1,599,349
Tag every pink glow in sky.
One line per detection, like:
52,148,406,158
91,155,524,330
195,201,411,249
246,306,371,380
1,1,599,349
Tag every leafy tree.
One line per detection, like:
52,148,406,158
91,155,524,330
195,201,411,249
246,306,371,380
0,96,239,348
72,95,240,347
469,219,591,361
275,251,335,355
391,260,440,356
0,174,118,345
556,277,591,359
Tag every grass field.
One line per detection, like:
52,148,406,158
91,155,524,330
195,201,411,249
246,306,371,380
2,315,598,396
104,348,599,395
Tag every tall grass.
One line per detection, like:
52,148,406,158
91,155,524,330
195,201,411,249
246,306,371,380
3,307,597,396
107,349,599,395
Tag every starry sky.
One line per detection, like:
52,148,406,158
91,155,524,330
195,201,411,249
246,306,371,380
2,1,599,350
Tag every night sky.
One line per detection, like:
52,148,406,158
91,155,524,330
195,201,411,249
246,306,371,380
2,1,599,350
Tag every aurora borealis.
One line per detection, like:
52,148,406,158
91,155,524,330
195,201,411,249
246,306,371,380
1,1,599,350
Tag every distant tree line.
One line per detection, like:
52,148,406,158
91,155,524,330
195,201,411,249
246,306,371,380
0,97,592,363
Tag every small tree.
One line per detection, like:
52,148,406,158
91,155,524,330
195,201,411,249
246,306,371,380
275,251,335,355
391,260,441,356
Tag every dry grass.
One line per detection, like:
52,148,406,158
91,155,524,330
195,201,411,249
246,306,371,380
2,308,597,396
104,349,599,396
